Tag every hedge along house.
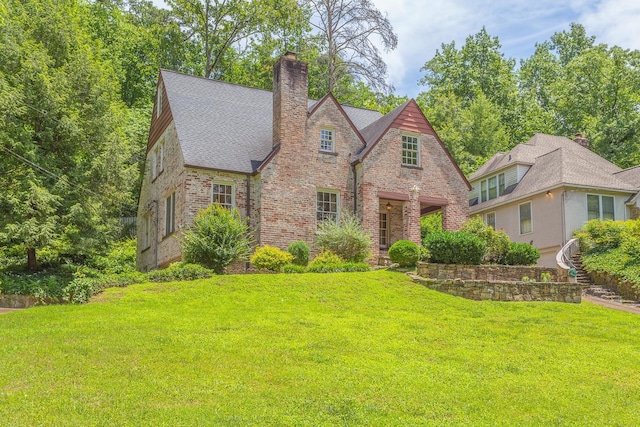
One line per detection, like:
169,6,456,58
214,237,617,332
137,53,470,271
469,133,640,268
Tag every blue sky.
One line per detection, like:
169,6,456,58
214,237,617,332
152,0,640,98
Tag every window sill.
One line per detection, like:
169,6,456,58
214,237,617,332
401,164,423,171
141,246,151,253
319,150,338,156
162,231,175,241
151,170,163,183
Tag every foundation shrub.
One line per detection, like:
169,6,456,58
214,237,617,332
286,241,310,266
251,246,293,272
503,242,540,266
388,240,420,267
459,216,510,264
147,262,214,282
315,211,371,262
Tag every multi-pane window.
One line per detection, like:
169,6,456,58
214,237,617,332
479,172,505,203
151,140,164,180
317,191,339,222
519,202,532,234
212,183,234,208
142,213,151,249
379,212,389,248
587,195,614,220
485,212,496,230
320,129,334,152
165,192,175,236
402,135,419,166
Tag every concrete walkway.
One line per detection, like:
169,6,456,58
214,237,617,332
0,308,22,315
582,294,640,315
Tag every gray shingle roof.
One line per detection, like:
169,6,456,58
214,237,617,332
470,133,639,212
161,70,382,174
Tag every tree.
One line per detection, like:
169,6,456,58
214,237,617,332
0,0,138,269
304,0,398,94
168,0,306,80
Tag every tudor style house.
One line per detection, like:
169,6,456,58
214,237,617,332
137,53,470,271
469,133,640,267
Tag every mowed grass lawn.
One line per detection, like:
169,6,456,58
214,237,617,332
1,271,639,426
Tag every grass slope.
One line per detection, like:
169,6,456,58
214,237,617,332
1,271,639,426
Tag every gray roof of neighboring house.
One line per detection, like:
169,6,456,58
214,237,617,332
470,133,640,211
161,70,382,174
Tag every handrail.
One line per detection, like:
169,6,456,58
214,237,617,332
556,238,580,271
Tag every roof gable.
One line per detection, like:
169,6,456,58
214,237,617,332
308,93,367,146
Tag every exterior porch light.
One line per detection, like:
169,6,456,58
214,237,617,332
386,202,393,211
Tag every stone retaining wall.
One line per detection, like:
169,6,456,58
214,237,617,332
413,277,581,303
417,262,561,282
0,294,62,308
589,270,640,301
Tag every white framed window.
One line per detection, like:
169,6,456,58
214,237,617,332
142,213,151,250
156,82,163,118
479,172,505,203
165,192,175,236
485,212,496,230
320,128,334,152
587,194,614,220
317,190,339,222
212,182,234,209
151,139,164,180
379,212,389,248
402,134,419,166
519,202,532,235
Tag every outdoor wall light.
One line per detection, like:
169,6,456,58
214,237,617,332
386,202,393,211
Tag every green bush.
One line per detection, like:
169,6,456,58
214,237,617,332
503,242,540,266
147,262,214,282
94,238,137,274
250,246,293,272
309,250,344,267
418,246,430,262
286,241,310,266
283,264,307,274
306,262,371,273
388,240,420,267
182,205,252,274
62,271,147,304
459,216,511,264
0,270,70,299
423,231,486,265
315,211,371,262
420,212,443,240
576,219,626,250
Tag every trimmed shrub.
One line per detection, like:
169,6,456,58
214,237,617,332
250,246,293,272
460,216,510,264
286,241,310,266
388,240,420,267
147,262,214,282
283,264,307,274
316,211,371,262
418,246,430,262
309,250,343,267
420,212,443,240
503,242,540,266
576,219,626,250
423,231,486,265
182,205,252,274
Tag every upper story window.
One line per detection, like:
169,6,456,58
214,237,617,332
320,129,334,152
519,202,532,235
212,182,234,209
317,190,339,223
165,192,175,236
587,194,614,220
142,213,151,250
402,134,419,166
156,82,163,118
479,172,505,203
151,140,164,180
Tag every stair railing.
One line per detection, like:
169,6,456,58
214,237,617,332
556,238,580,278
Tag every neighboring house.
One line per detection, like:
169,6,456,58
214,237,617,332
469,133,640,267
137,52,470,271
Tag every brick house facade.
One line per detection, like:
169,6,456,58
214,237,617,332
137,53,470,271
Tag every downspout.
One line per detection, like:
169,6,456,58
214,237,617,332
246,174,251,272
153,199,159,270
561,190,566,247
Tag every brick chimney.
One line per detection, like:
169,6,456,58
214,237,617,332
573,133,589,149
272,52,308,148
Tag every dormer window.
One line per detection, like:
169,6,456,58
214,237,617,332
479,172,505,202
402,134,419,166
320,129,334,152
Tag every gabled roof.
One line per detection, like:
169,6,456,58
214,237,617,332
160,69,382,174
470,133,640,211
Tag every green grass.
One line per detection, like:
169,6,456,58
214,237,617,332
1,271,639,426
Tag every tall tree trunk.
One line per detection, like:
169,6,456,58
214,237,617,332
27,247,37,272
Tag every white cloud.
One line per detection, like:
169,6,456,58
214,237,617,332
579,0,640,50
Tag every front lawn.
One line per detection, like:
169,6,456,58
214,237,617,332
1,271,639,426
